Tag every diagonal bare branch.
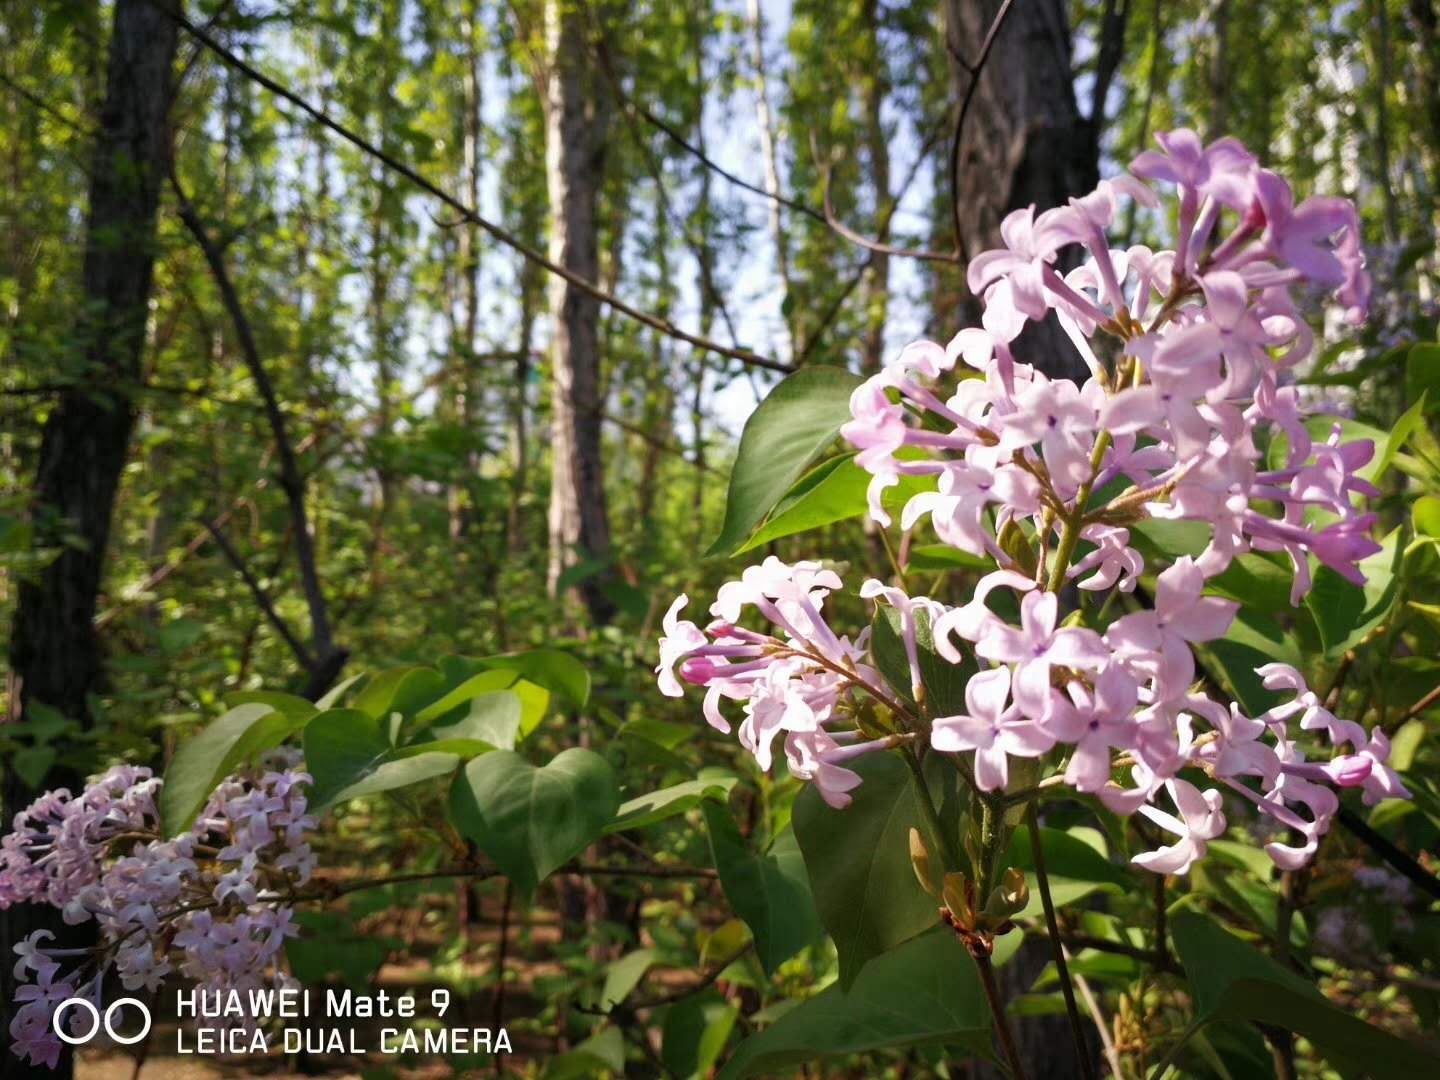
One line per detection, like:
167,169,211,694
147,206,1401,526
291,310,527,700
151,3,792,375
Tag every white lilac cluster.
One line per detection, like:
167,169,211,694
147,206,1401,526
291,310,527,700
1,761,314,1068
658,129,1407,875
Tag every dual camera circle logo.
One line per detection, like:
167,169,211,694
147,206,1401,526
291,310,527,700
51,997,152,1046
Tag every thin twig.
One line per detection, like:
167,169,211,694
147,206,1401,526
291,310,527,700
796,113,952,362
974,947,1028,1080
1028,804,1096,1080
1335,805,1440,901
949,0,1017,262
1062,934,1174,972
1397,680,1440,723
603,411,717,473
585,9,743,348
200,518,315,670
817,142,960,264
491,881,513,1078
626,942,754,1010
154,3,790,375
1069,949,1123,1078
171,169,345,697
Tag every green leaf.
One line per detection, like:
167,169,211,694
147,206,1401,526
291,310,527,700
449,748,620,897
543,1025,626,1079
735,454,866,553
423,690,523,751
1408,343,1440,410
703,804,822,974
1171,912,1440,1076
12,747,56,789
1376,391,1429,479
163,703,311,832
871,603,973,717
285,911,394,989
303,709,459,809
792,752,942,988
715,929,991,1079
907,543,990,572
1195,608,1302,717
662,996,740,1078
708,365,864,556
1203,553,1295,613
597,948,656,1010
415,670,522,724
223,691,318,721
350,666,447,721
605,775,739,833
1005,826,1128,918
735,451,933,554
1128,519,1210,561
1304,527,1401,656
1414,495,1440,538
314,672,365,710
476,648,591,709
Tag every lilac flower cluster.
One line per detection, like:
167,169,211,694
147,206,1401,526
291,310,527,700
658,129,1407,874
1,761,314,1068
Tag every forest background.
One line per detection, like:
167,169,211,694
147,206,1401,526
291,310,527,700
2,0,1439,1077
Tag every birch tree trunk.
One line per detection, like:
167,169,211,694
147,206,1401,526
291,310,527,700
746,0,797,356
2,3,179,1077
451,0,484,539
543,0,617,626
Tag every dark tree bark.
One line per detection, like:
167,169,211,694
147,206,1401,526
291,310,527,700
1405,0,1440,205
2,2,180,1077
543,0,618,626
859,0,891,375
943,0,1104,384
940,4,1113,1073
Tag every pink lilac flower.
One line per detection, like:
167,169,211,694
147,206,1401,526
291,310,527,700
3,764,314,1067
932,667,1054,791
654,127,1403,880
1133,780,1226,874
1105,558,1237,700
973,591,1107,718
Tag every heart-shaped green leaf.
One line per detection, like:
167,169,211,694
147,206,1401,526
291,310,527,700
449,748,620,896
304,709,459,809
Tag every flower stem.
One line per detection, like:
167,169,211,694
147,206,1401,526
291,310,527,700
1046,431,1112,593
903,749,963,875
973,945,1028,1080
1027,802,1095,1080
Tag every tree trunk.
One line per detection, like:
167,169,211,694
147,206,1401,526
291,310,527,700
942,4,1107,1073
543,0,617,626
943,0,1098,382
746,0,797,356
1409,0,1440,200
1370,0,1401,245
1207,0,1232,142
859,0,891,375
451,0,484,540
2,3,179,1078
